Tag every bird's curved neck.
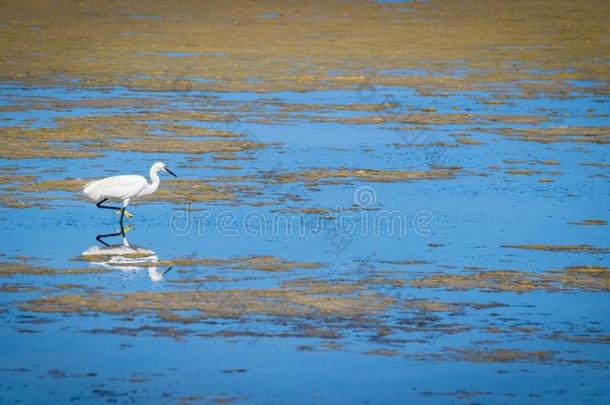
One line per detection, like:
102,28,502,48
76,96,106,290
147,167,161,193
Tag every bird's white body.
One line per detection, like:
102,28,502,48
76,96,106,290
83,162,176,218
83,174,157,202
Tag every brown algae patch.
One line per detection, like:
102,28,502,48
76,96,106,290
546,332,610,345
0,174,37,185
0,112,264,160
364,348,400,357
87,138,263,156
0,96,167,112
17,179,86,193
274,102,399,113
313,112,475,125
580,162,610,169
381,259,431,266
505,169,543,176
445,348,555,363
153,180,247,204
503,244,610,254
21,287,394,320
418,390,492,400
0,260,112,276
81,279,503,345
568,219,607,226
0,193,52,209
0,0,608,95
547,266,610,291
272,207,335,216
403,299,505,313
404,299,461,313
161,255,324,272
409,266,610,292
266,167,460,185
282,279,364,295
0,284,39,293
497,126,610,144
313,113,546,126
455,137,483,146
0,175,84,208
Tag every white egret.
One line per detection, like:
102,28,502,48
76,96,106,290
83,161,177,223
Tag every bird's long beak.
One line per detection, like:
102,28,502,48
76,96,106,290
165,167,178,177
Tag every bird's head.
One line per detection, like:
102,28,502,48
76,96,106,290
152,161,177,177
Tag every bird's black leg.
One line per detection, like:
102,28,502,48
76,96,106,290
96,230,123,246
119,208,126,230
96,198,121,210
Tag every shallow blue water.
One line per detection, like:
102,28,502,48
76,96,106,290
0,83,609,403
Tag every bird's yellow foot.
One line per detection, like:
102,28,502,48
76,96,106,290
123,224,133,234
116,209,134,219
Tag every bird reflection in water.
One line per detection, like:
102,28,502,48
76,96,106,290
82,225,171,282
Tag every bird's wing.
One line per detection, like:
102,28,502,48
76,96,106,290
83,179,102,193
83,175,148,200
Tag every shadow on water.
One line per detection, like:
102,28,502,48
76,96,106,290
82,224,171,281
